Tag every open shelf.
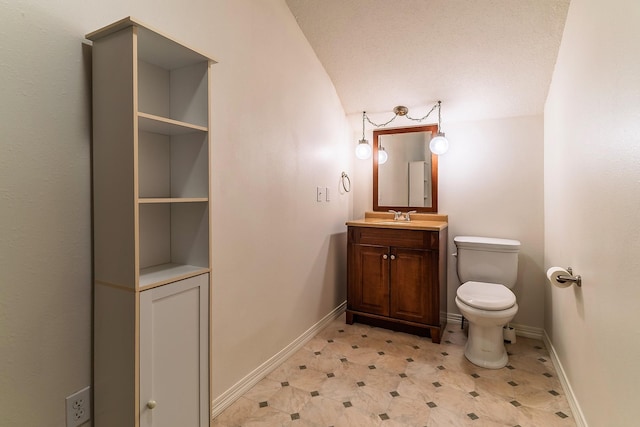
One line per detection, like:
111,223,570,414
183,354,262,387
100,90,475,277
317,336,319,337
139,263,209,289
138,203,209,275
138,130,208,199
137,58,209,128
138,112,207,135
139,197,208,204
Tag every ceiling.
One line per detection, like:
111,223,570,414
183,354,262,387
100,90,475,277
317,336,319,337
285,0,570,123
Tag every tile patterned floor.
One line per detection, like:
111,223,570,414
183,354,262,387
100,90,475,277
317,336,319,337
213,313,576,426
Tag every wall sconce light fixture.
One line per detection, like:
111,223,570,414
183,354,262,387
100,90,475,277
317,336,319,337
355,100,449,159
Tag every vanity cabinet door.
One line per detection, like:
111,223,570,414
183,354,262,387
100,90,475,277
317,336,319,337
348,244,390,316
389,248,437,324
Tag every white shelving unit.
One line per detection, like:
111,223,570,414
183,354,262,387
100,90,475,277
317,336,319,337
409,160,430,207
88,17,215,427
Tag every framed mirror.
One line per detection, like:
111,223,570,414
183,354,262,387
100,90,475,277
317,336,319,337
373,124,439,213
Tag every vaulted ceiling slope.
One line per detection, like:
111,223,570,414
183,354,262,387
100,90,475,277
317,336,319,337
286,0,570,122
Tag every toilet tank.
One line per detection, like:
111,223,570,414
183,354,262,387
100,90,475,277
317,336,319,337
454,236,521,288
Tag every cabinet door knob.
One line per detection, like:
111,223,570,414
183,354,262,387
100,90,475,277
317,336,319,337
390,255,396,260
147,400,157,409
382,254,388,260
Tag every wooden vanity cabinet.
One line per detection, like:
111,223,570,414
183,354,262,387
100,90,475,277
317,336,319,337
346,226,447,343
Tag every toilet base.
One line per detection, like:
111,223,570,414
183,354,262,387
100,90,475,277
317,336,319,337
464,322,509,369
455,296,518,370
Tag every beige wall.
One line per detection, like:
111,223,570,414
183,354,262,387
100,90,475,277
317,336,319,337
4,0,638,425
544,0,640,425
0,1,351,424
0,4,93,427
208,2,352,397
440,116,545,329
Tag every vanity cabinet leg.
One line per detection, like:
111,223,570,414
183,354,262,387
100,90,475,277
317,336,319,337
430,327,441,344
345,311,354,325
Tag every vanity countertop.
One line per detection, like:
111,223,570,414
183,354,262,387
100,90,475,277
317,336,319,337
346,212,448,231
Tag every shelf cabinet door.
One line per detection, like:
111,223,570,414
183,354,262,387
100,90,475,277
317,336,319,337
348,244,390,316
389,248,436,324
139,274,209,427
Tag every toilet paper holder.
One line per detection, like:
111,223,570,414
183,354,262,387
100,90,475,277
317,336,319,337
556,267,582,287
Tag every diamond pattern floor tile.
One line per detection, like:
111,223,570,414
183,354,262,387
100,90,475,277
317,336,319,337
213,313,576,426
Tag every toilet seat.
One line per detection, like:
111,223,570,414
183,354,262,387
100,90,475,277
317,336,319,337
457,281,516,311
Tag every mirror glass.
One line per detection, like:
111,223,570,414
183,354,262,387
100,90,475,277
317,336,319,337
373,124,439,213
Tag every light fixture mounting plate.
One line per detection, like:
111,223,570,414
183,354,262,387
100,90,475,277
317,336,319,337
393,106,408,116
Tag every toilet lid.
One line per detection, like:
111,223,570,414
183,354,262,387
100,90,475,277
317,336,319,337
457,281,516,311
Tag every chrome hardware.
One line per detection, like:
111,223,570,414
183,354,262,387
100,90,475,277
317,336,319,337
383,254,388,260
388,210,416,221
388,210,402,220
340,171,351,193
556,267,582,287
147,400,157,409
390,255,396,260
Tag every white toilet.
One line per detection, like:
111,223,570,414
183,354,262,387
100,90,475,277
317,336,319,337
454,236,521,369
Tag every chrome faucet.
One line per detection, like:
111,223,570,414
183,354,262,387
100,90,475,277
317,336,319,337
404,210,417,221
388,210,417,221
388,210,402,220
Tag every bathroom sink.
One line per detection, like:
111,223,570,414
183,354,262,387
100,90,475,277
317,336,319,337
346,213,448,232
367,220,445,230
375,221,408,225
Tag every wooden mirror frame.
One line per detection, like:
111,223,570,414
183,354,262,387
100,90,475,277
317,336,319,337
373,124,439,213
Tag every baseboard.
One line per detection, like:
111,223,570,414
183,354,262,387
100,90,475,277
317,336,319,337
509,322,544,340
211,301,347,418
446,312,464,329
446,313,544,340
543,331,588,427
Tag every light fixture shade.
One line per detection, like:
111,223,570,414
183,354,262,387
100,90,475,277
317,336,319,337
378,147,388,164
429,133,449,155
355,139,372,159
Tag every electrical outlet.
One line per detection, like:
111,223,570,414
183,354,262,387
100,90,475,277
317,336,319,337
66,386,90,427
